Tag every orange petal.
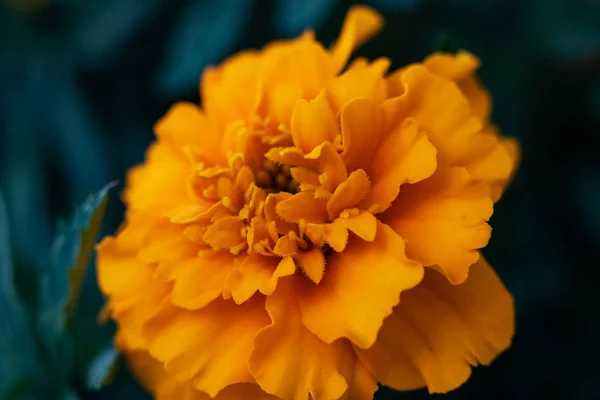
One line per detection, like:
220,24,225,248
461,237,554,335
225,255,296,304
265,146,316,170
356,256,514,394
331,6,384,72
203,216,246,253
276,191,329,224
382,65,483,167
97,238,171,350
341,210,377,242
322,211,378,252
201,51,262,129
145,297,269,397
299,222,424,348
490,137,521,202
249,278,350,400
264,193,297,234
326,66,387,114
296,248,326,284
125,142,191,213
324,219,349,252
158,250,236,310
327,169,370,219
363,118,437,213
339,359,379,400
261,34,336,125
273,234,299,257
423,51,490,123
460,126,514,183
306,142,348,192
381,164,493,285
340,98,384,173
154,102,222,164
423,51,480,81
291,92,338,154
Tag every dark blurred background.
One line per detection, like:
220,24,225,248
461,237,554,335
1,0,599,399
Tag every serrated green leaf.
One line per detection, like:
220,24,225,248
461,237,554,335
85,344,120,390
0,190,42,397
37,182,117,381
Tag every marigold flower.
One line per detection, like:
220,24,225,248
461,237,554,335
97,6,519,399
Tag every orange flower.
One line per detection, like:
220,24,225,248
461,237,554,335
97,6,519,399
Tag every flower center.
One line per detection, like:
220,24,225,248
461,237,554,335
254,160,299,194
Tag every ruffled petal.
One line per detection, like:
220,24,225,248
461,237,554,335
249,278,350,400
362,118,437,214
291,92,338,154
201,51,262,128
423,51,490,123
145,297,269,397
225,255,296,304
381,164,493,285
276,190,329,223
490,137,520,201
382,65,483,166
339,359,379,400
158,250,237,310
154,102,222,164
326,65,387,114
97,237,171,349
327,169,370,218
261,33,336,124
356,256,514,394
126,349,278,400
340,98,384,173
125,142,192,213
299,222,424,348
330,6,384,72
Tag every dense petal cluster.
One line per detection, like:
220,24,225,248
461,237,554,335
97,6,519,400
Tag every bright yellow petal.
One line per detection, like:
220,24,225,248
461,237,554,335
331,6,384,72
124,142,192,213
459,75,491,124
382,65,483,167
154,102,223,164
225,255,296,303
201,51,262,128
145,297,269,397
276,190,329,224
126,349,278,400
158,250,236,310
338,358,379,400
381,164,493,285
326,65,387,114
97,236,171,350
490,136,521,201
423,51,480,81
340,98,383,173
291,92,338,154
362,117,437,214
249,278,350,400
327,169,370,218
296,248,325,284
423,51,490,123
356,256,514,394
260,33,336,125
299,222,424,348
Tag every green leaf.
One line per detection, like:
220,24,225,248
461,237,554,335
0,190,42,397
85,344,120,390
37,182,117,381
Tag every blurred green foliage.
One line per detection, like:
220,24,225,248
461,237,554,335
0,0,599,399
0,185,116,399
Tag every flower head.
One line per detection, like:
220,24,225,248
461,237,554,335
97,6,518,399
